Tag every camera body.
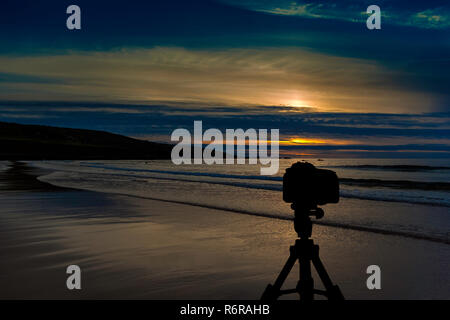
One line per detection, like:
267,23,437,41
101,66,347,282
283,162,339,207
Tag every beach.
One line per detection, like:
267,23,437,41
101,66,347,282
0,161,448,299
1,0,449,304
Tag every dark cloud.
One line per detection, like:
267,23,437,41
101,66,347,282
0,102,448,149
0,72,64,84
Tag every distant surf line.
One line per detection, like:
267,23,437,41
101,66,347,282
35,163,450,207
325,164,450,172
79,163,450,192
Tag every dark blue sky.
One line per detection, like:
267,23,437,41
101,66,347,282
0,0,449,157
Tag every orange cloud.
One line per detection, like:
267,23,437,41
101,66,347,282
280,137,356,146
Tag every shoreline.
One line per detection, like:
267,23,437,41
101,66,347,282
32,160,450,245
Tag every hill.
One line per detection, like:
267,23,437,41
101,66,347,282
0,121,172,160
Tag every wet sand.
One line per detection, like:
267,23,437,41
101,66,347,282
0,162,449,299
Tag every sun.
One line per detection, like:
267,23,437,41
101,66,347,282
282,98,314,109
288,100,307,108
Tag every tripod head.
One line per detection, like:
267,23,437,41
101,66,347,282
291,202,324,239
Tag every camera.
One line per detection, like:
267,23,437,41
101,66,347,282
283,162,339,207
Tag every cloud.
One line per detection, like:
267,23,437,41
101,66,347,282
264,3,326,19
0,47,446,114
0,113,50,119
409,8,450,28
0,72,64,84
1,101,448,141
220,0,450,29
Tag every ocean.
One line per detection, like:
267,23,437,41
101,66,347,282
30,158,450,244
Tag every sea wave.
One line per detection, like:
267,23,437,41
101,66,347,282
79,163,450,192
28,160,450,244
340,178,450,191
325,164,450,172
35,171,450,244
31,162,450,207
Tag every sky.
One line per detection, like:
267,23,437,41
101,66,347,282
0,0,449,157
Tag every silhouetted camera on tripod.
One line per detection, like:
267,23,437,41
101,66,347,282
261,162,344,301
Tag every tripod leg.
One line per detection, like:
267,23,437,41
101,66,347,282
311,245,345,300
298,253,314,301
261,245,297,301
295,239,315,301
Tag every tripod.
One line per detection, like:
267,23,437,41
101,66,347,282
261,203,344,301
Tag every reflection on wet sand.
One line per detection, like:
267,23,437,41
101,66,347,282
0,162,448,299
